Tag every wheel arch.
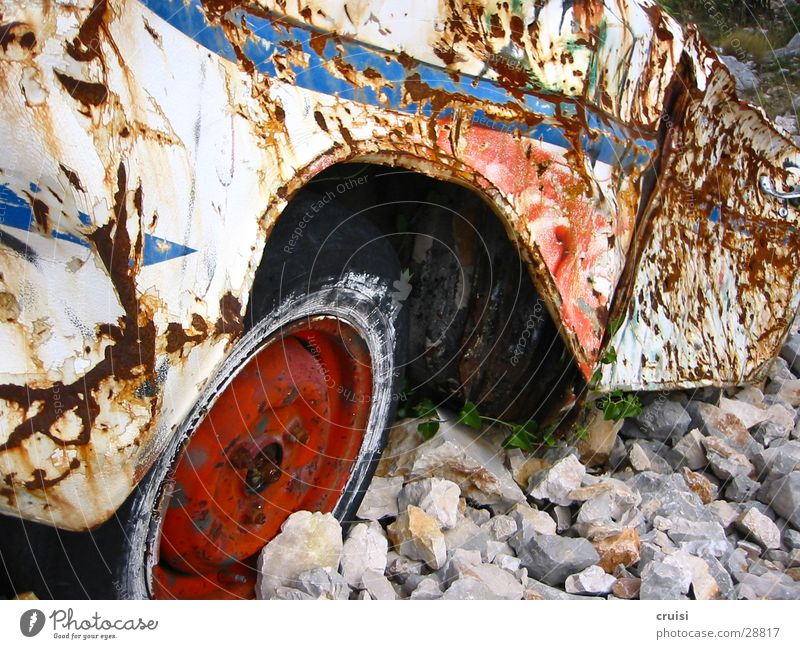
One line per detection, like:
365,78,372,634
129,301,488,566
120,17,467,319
248,142,586,379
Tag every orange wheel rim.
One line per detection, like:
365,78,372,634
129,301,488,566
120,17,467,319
151,318,372,599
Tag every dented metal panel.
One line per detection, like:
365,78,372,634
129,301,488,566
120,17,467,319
0,0,797,529
149,0,675,371
0,0,269,528
603,29,800,391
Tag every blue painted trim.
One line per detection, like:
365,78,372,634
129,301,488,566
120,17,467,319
0,184,196,266
139,0,656,172
143,234,197,266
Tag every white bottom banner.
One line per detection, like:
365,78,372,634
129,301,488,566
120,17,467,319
1,600,797,648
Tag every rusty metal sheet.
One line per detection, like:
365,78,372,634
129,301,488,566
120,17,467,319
602,29,800,391
0,0,269,528
162,0,675,371
0,0,797,529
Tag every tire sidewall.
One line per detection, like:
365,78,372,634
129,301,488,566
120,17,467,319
117,273,406,599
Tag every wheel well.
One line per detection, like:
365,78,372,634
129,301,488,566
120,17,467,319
250,162,581,426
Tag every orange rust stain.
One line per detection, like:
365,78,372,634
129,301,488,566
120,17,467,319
436,119,606,365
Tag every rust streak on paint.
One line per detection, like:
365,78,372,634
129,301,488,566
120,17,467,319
65,0,108,62
54,70,108,107
0,164,157,461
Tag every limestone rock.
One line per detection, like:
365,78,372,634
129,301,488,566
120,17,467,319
635,398,692,442
578,414,623,466
256,511,343,600
663,551,720,600
736,571,800,599
386,412,526,507
781,333,800,375
464,506,491,526
442,514,491,555
612,578,641,599
630,471,712,524
385,551,424,581
707,499,739,528
398,477,461,529
509,502,556,537
506,449,551,489
703,437,754,480
753,442,800,481
719,397,768,430
673,429,707,471
655,517,730,557
361,569,396,600
736,508,782,550
527,454,585,506
724,474,760,502
294,567,350,600
387,505,447,570
690,402,760,457
439,548,482,584
482,514,517,542
443,577,497,600
516,533,599,586
682,467,718,504
356,476,403,520
765,378,800,408
340,521,388,588
785,529,800,550
565,565,616,595
523,579,602,600
593,528,641,574
629,442,671,473
457,563,524,600
759,473,800,529
719,55,760,92
409,577,443,600
640,561,689,600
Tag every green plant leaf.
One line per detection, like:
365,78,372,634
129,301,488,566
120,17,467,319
600,348,617,364
503,420,539,451
608,315,624,336
574,425,589,440
418,420,440,440
458,400,483,430
600,392,643,422
414,397,437,419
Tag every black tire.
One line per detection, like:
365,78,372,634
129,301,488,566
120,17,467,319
116,191,408,599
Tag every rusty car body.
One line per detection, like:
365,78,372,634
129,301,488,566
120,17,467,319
1,0,798,552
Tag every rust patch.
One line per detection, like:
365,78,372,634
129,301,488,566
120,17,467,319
133,185,144,216
489,14,504,39
30,198,49,231
308,30,332,57
166,323,199,354
214,293,243,336
433,43,457,65
0,291,20,322
0,22,34,51
54,70,108,107
313,110,328,132
0,164,157,459
65,0,108,62
143,19,161,45
24,458,81,492
18,30,35,50
165,314,209,355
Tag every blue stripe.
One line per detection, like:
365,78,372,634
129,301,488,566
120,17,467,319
139,0,656,172
1,184,196,266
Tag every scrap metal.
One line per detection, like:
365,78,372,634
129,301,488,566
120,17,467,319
0,0,797,529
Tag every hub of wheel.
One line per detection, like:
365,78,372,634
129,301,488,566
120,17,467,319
150,318,372,599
